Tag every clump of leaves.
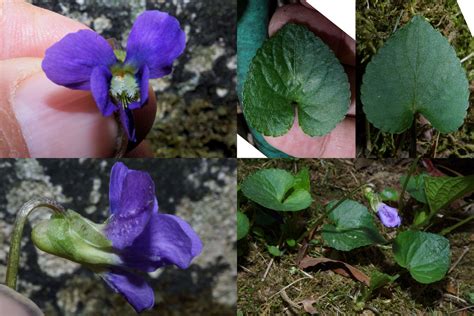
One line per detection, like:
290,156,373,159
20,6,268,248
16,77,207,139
243,23,350,137
241,168,312,211
361,15,469,134
318,167,473,288
237,168,312,256
401,173,474,227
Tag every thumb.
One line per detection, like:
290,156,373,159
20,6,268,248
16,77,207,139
0,58,156,157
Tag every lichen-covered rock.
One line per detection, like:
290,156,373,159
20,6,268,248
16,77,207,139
0,159,236,315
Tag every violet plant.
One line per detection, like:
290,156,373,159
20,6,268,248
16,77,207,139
42,10,185,142
238,163,474,307
5,162,202,313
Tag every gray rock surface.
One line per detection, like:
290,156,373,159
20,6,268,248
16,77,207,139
28,0,236,157
0,159,236,315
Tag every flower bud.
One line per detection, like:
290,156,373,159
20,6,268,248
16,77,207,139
32,210,121,267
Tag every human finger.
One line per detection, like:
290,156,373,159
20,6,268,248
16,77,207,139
0,58,156,157
0,1,88,59
265,115,356,157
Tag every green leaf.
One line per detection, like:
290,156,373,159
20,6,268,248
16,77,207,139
400,173,428,203
412,207,429,226
380,188,399,201
467,292,474,304
393,231,450,284
322,200,386,251
361,15,469,133
293,168,310,192
424,175,474,213
243,23,350,137
369,271,399,291
237,211,250,240
267,245,282,257
241,168,312,211
286,239,296,247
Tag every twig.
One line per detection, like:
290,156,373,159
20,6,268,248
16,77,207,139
461,52,474,63
448,246,470,274
443,293,468,305
280,290,301,310
261,258,274,281
450,305,474,314
268,277,310,301
393,10,404,33
239,265,255,275
441,215,474,236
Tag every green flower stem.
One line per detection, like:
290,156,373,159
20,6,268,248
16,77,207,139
440,214,474,236
298,183,369,243
6,198,65,289
398,157,420,213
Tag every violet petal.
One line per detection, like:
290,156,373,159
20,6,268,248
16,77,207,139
90,66,116,116
42,30,116,90
109,162,130,215
137,65,150,107
101,268,154,313
377,203,401,228
121,210,203,271
125,10,185,79
106,163,156,249
118,106,137,142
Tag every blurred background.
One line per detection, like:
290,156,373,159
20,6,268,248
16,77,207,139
29,0,237,158
0,159,236,315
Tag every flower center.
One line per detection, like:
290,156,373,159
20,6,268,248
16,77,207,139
110,72,140,108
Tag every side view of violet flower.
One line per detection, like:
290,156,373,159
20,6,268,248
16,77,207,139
32,162,202,313
376,203,401,228
42,10,185,142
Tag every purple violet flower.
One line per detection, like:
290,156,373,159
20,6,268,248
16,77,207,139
101,162,202,312
42,11,185,141
376,203,401,228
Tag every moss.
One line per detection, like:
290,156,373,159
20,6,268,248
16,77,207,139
148,93,236,157
357,0,474,158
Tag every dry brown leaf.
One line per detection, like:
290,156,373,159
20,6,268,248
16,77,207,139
299,256,370,286
301,299,318,315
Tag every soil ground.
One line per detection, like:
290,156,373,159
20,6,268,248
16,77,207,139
237,159,474,315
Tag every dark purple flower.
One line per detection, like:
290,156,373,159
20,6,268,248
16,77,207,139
42,11,185,142
376,203,401,228
102,162,202,312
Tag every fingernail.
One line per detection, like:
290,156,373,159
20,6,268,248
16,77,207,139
13,71,117,157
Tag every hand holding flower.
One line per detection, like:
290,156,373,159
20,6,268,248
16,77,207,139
0,2,157,157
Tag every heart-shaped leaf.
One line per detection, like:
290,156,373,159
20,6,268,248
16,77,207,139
241,168,312,211
243,23,350,137
322,200,386,251
267,245,282,257
400,173,428,203
424,175,474,213
293,168,310,192
361,15,469,133
393,230,450,284
237,211,250,240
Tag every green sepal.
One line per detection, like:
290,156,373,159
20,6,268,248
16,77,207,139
32,210,120,267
